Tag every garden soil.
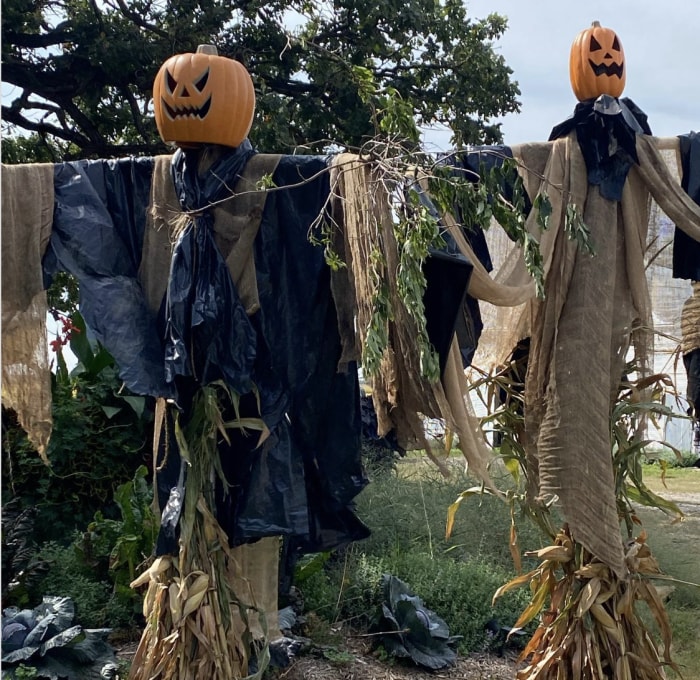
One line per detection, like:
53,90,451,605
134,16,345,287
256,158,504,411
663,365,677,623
114,636,522,680
267,640,520,680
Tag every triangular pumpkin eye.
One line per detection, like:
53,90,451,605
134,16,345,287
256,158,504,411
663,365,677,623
166,69,177,95
589,36,602,51
193,69,210,93
612,35,620,51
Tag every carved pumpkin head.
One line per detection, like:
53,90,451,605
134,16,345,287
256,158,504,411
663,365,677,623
569,21,626,101
153,45,255,148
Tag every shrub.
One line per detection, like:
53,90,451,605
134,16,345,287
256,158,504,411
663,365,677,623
32,541,115,630
299,464,539,656
1,500,50,609
1,311,154,547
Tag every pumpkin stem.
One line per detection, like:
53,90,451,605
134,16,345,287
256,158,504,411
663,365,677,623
591,20,601,27
197,44,218,56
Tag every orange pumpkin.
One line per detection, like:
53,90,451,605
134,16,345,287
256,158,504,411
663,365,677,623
569,21,626,101
153,44,255,149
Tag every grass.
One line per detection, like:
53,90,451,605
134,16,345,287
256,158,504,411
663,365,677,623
643,461,700,495
298,454,700,677
633,463,700,679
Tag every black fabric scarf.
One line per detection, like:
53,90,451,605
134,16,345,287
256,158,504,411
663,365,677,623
550,95,652,202
164,141,258,398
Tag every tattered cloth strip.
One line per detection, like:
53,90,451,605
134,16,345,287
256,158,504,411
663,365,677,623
1,163,55,462
329,154,496,487
681,281,700,356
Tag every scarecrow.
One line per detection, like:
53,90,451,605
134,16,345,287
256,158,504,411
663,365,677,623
1,43,484,678
453,21,700,679
3,45,369,678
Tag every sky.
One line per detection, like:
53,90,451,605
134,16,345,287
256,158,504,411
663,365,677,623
425,0,699,149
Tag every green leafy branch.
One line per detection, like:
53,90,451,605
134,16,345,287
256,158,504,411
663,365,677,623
393,191,444,381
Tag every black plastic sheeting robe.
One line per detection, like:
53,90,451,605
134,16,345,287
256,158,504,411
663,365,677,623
674,132,700,424
674,131,700,281
45,149,370,554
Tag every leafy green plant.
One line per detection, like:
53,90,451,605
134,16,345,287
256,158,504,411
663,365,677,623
31,466,158,631
32,542,116,630
8,665,38,680
371,574,459,669
2,311,153,546
611,368,686,536
76,465,157,614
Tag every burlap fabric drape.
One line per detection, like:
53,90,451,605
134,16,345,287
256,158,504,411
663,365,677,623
329,153,500,487
1,163,55,462
473,134,700,577
681,281,700,356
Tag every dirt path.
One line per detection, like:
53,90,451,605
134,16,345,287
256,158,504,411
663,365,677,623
268,639,520,680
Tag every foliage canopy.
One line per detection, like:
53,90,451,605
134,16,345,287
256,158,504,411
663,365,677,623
2,0,521,159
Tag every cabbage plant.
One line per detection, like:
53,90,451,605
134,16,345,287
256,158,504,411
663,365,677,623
372,574,460,670
2,596,118,679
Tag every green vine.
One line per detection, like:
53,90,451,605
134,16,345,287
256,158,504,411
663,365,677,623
565,200,595,255
308,64,549,380
362,249,392,378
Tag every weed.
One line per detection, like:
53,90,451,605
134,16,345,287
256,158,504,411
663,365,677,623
322,648,355,664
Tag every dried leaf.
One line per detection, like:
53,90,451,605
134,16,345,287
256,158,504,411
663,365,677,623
511,576,551,633
576,578,601,617
525,545,573,563
510,520,522,575
445,486,489,539
492,568,540,606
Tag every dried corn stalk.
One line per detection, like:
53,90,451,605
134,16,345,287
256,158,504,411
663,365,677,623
129,384,269,680
495,526,680,680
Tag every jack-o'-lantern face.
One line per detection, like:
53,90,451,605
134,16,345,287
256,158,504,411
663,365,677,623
153,45,255,149
569,21,626,101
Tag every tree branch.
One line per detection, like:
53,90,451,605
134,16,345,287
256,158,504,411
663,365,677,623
3,21,75,49
1,106,92,148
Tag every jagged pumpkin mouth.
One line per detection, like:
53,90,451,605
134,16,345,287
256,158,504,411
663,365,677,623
161,96,212,120
587,60,624,78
